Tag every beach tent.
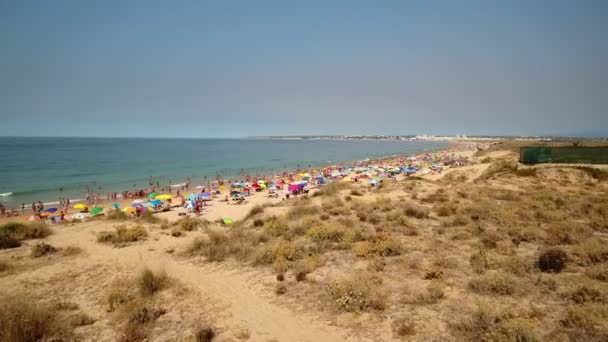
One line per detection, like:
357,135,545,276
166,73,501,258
90,207,103,215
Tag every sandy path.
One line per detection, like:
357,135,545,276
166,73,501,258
11,220,350,341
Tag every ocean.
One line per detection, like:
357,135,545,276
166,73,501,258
0,137,448,208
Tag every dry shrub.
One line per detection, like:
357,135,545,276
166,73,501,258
350,189,363,196
253,240,305,265
480,230,504,249
454,306,537,341
353,237,403,258
61,246,82,256
501,255,534,276
404,284,445,305
470,250,494,274
0,260,9,273
128,305,166,324
275,284,287,295
537,248,567,273
586,264,608,282
434,202,458,217
97,224,147,246
177,216,205,231
328,271,386,312
138,210,158,223
572,239,608,265
244,204,265,220
137,268,168,297
469,271,516,295
51,301,79,311
264,217,288,237
0,222,51,248
253,218,264,227
69,313,96,327
195,326,216,342
171,228,183,237
561,302,608,333
286,204,319,221
107,209,129,221
392,316,416,337
314,182,348,197
367,257,386,272
0,294,67,341
30,242,57,258
562,283,608,304
545,223,592,245
186,229,253,262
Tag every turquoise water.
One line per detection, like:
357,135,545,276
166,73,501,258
0,137,448,208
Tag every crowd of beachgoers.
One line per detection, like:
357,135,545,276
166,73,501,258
0,144,477,222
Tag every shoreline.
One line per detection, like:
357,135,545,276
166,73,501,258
1,141,455,208
0,141,471,222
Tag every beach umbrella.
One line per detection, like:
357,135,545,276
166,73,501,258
123,207,136,214
131,203,143,208
257,180,265,184
222,217,233,225
143,202,155,208
111,203,120,208
188,193,197,200
90,207,103,215
147,192,158,198
150,199,162,206
40,212,53,217
260,183,267,189
155,194,172,200
195,185,205,189
43,207,58,213
73,203,86,209
132,199,144,204
71,213,91,220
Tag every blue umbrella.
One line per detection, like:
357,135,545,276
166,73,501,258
198,192,212,198
188,193,197,200
150,200,162,205
43,208,58,213
111,203,120,208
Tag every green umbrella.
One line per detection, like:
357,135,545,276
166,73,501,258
148,192,158,198
91,207,104,215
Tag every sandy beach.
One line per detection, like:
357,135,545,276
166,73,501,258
2,141,607,341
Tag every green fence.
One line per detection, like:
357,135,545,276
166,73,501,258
520,146,608,164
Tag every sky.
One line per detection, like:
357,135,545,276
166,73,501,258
1,0,607,138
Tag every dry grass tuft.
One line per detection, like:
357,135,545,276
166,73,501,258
195,326,216,342
0,294,68,341
187,229,254,262
177,216,206,231
69,313,96,327
137,268,168,297
469,271,517,296
0,222,52,250
30,242,57,258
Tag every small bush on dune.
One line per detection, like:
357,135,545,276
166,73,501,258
106,209,129,221
244,204,265,221
328,271,386,312
195,326,216,342
403,202,429,219
253,240,305,265
97,224,147,246
563,283,608,304
353,237,403,258
286,205,319,221
313,182,348,197
392,317,416,336
586,264,608,282
187,228,255,262
177,216,205,231
572,239,608,265
264,217,288,237
537,248,567,273
404,284,445,305
138,210,158,223
128,305,166,324
30,242,57,258
137,268,168,297
350,189,363,196
0,222,51,246
69,313,96,327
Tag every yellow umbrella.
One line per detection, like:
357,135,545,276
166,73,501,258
40,212,53,217
73,203,86,209
123,207,136,214
155,194,172,200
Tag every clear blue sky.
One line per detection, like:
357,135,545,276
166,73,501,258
1,0,606,137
